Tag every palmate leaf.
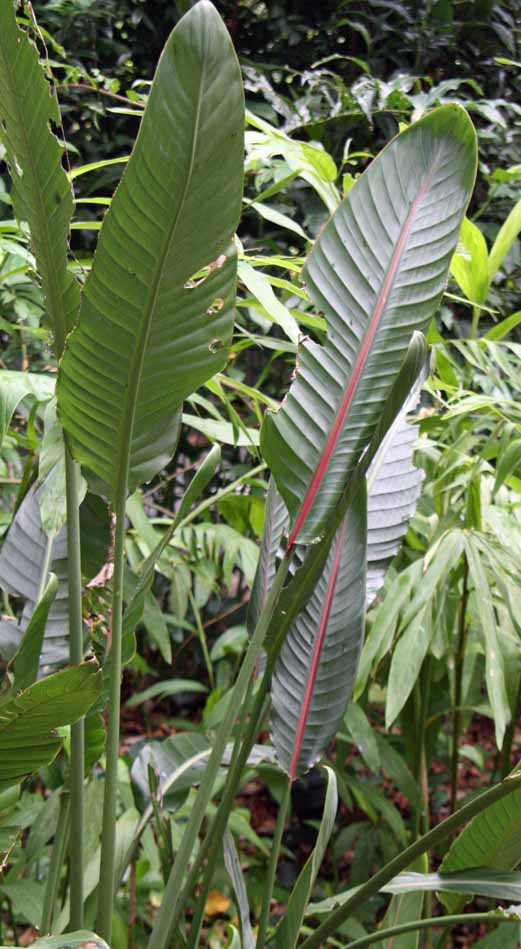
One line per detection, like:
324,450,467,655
0,660,101,791
58,1,244,496
0,0,79,355
261,106,476,545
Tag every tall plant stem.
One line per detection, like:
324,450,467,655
97,483,127,942
187,690,255,949
300,771,521,949
64,449,85,929
451,560,469,814
414,658,432,841
40,791,70,934
500,675,521,779
342,912,520,949
147,554,291,949
257,777,291,948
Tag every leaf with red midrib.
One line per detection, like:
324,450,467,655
261,105,477,546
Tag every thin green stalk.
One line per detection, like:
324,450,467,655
500,674,521,779
166,689,272,942
36,533,54,602
300,771,521,949
451,560,469,814
415,657,432,841
41,791,71,934
174,462,266,532
188,590,214,689
342,912,520,948
97,483,127,942
146,553,291,949
186,690,254,949
65,449,85,929
470,304,481,339
257,776,291,948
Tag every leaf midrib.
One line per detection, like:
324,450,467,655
287,155,440,547
114,46,207,496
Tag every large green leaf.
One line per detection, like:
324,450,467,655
261,106,476,545
271,485,367,778
0,1,79,355
439,784,521,912
58,1,244,495
0,660,102,791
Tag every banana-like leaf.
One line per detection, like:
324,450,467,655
271,484,367,778
439,783,521,913
0,660,102,791
261,106,476,545
0,1,79,355
58,1,244,495
0,485,110,668
366,378,425,606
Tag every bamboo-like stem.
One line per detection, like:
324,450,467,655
451,560,469,814
342,912,520,948
40,791,70,934
146,554,291,949
64,449,85,930
257,777,291,948
300,771,521,949
97,483,127,942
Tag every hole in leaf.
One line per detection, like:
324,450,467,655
206,297,224,316
208,338,223,354
184,254,228,290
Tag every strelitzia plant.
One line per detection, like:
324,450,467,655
2,3,521,948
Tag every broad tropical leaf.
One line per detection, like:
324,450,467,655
366,376,425,605
439,783,521,912
0,485,109,668
271,484,366,778
247,477,290,636
0,2,79,355
26,935,108,949
0,660,102,791
261,106,476,545
58,1,244,495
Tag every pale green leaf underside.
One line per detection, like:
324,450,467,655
0,1,79,355
262,105,476,543
58,1,244,495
